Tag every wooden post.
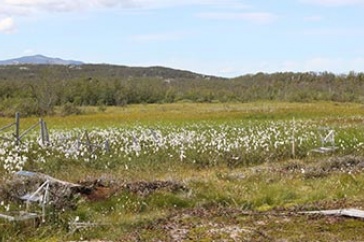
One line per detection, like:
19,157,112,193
44,121,49,144
40,119,49,145
40,119,45,145
292,118,296,158
15,112,20,145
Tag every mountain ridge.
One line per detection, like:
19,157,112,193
0,54,84,65
0,55,221,79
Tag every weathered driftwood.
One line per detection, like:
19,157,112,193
16,170,81,188
301,208,364,219
0,211,39,222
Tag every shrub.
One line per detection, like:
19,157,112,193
61,102,82,116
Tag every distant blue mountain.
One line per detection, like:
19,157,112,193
0,55,84,65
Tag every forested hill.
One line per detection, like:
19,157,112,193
0,64,363,116
0,64,216,80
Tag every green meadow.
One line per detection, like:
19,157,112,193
1,101,364,241
1,101,363,126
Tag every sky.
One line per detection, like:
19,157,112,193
1,0,364,77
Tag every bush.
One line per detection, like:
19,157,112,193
60,102,82,116
0,98,38,117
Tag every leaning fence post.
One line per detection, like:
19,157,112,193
40,119,50,145
15,112,20,145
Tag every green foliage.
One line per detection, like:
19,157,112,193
0,98,38,117
1,65,364,117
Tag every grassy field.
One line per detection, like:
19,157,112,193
1,101,364,241
1,101,363,127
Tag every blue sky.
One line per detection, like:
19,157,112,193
1,0,364,77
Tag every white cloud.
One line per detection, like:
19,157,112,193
0,17,16,33
93,0,125,7
0,0,252,35
1,0,249,14
116,0,249,9
5,0,52,5
300,0,364,7
198,12,278,24
4,0,86,12
0,5,29,16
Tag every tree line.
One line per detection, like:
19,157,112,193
0,64,363,116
